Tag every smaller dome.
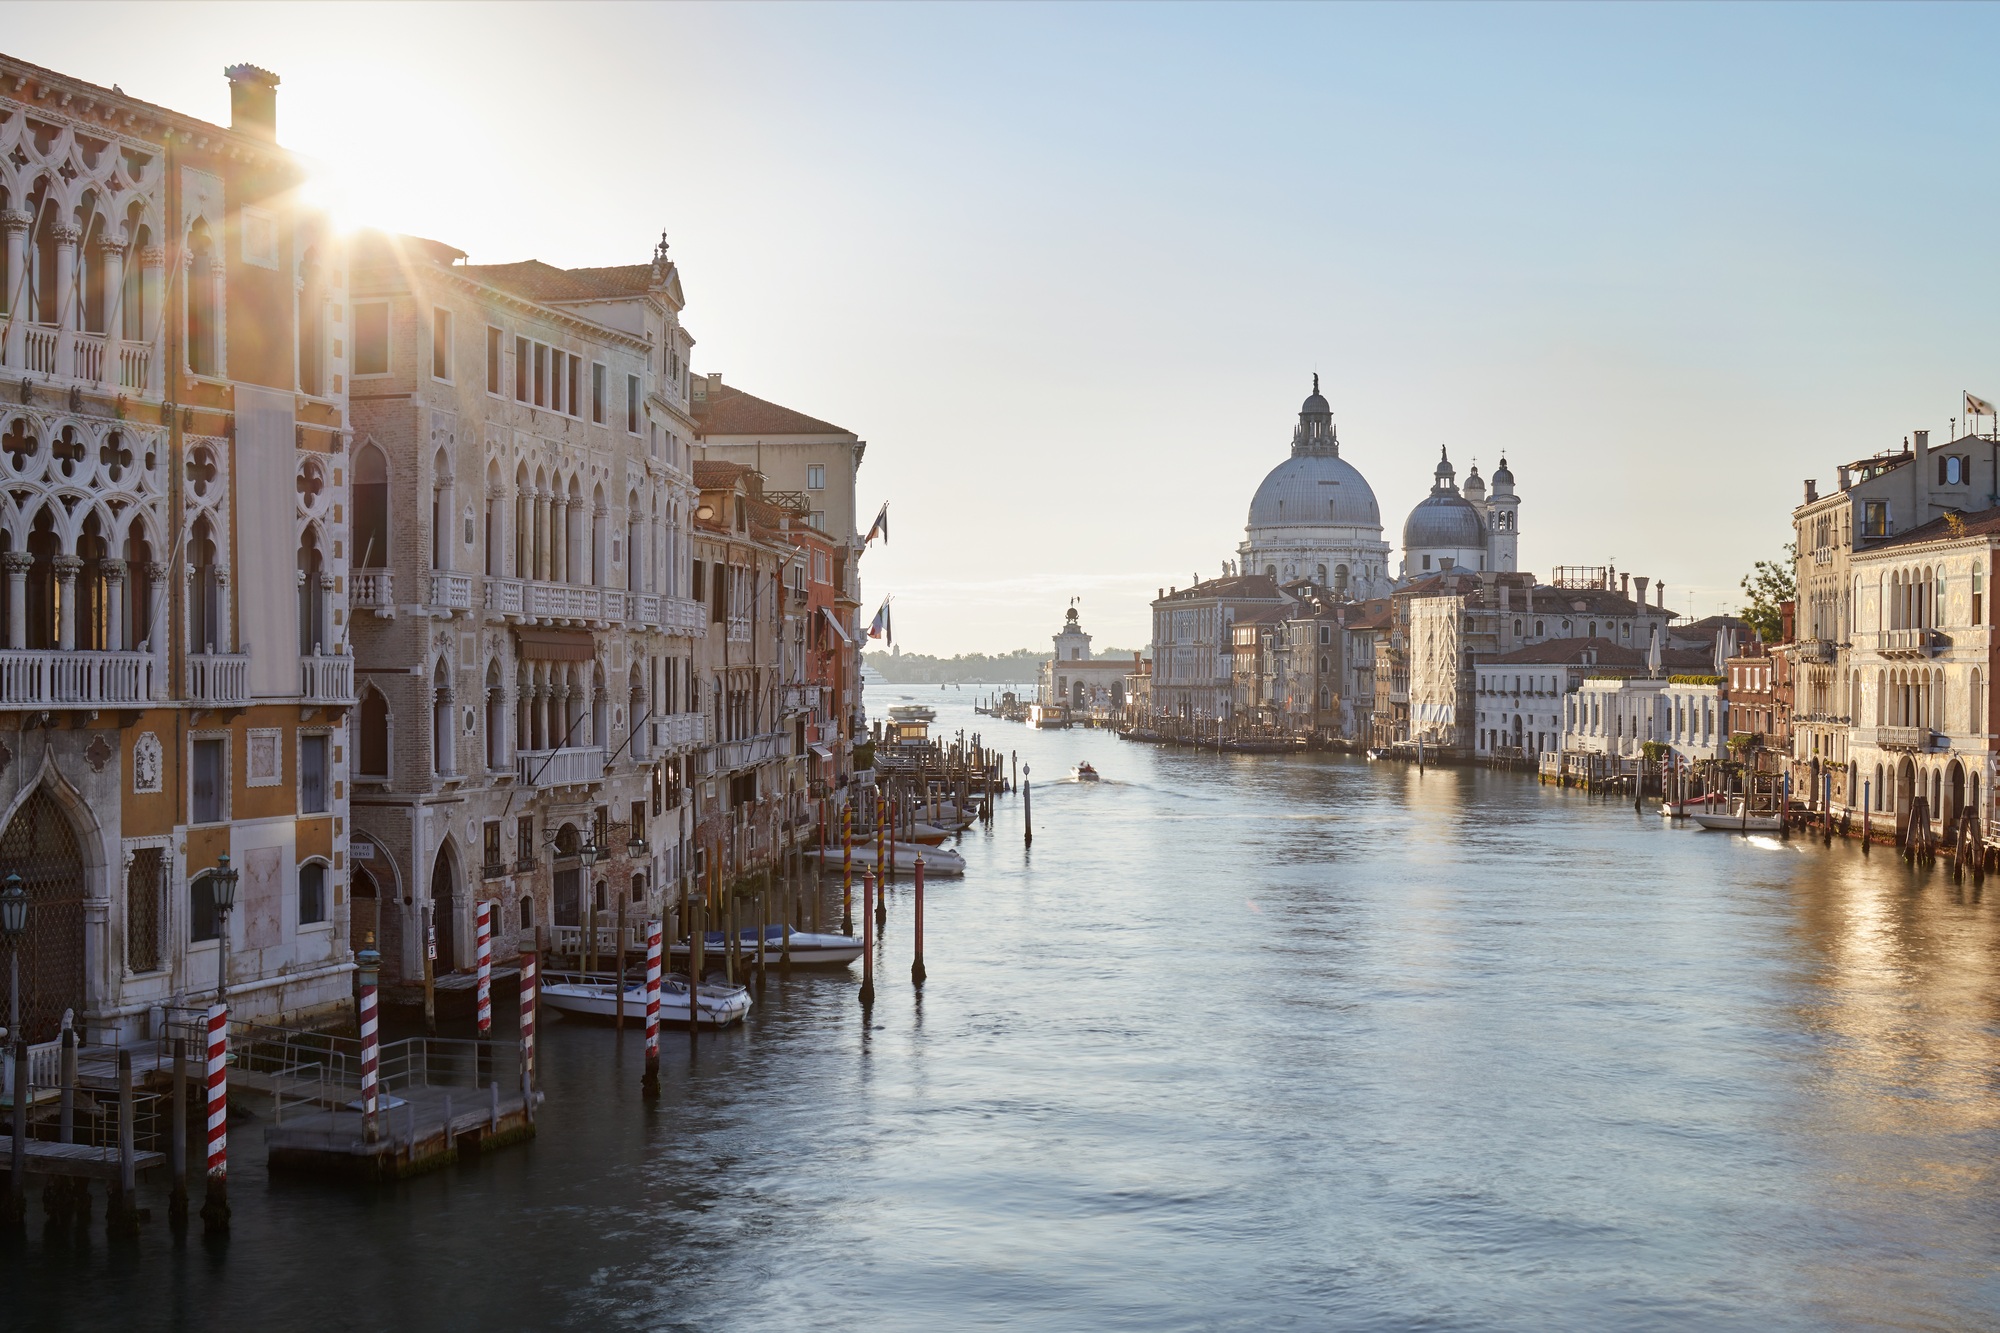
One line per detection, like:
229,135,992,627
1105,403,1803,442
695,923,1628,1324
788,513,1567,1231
1301,390,1330,416
1492,456,1514,485
1403,492,1486,551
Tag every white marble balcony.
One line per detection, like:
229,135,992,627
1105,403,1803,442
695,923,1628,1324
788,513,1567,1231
428,571,475,613
0,650,154,707
185,653,250,706
351,571,394,616
299,654,354,703
652,712,706,750
516,745,607,788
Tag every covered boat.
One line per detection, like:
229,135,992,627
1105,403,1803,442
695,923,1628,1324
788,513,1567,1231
672,926,863,968
807,843,966,876
1690,800,1785,833
539,973,752,1028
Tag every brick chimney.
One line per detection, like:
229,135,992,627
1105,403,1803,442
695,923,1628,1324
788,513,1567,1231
224,64,280,141
1620,572,1630,597
1804,479,1818,504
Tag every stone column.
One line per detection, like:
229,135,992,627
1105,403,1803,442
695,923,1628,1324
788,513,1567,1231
1,212,28,369
318,572,336,655
101,558,127,651
551,499,568,585
534,492,550,582
2,552,29,650
53,555,82,650
98,235,126,378
145,562,169,655
214,565,231,653
139,247,165,396
52,224,79,379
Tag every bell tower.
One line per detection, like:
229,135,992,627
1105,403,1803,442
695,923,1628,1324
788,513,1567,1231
1487,456,1521,572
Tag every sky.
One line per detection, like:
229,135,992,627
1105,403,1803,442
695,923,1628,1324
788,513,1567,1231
9,2,2000,654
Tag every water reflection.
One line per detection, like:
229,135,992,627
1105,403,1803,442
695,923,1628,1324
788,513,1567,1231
9,691,2000,1329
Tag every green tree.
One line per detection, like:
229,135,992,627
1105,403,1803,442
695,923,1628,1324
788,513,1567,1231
1739,544,1796,643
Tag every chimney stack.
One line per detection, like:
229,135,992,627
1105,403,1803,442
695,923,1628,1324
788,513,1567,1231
224,64,280,141
1634,576,1650,607
1621,572,1630,596
1804,479,1818,504
1657,582,1666,609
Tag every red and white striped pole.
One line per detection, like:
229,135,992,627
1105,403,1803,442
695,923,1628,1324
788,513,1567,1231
519,948,538,1108
475,900,493,1036
199,1002,230,1234
357,947,381,1142
642,919,662,1099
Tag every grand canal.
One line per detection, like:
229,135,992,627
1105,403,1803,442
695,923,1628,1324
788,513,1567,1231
11,689,2000,1330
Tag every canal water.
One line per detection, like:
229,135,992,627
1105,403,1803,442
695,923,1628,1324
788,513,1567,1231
11,688,2000,1331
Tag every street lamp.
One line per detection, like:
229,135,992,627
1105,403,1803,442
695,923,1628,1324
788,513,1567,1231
2,870,24,1228
210,853,240,1006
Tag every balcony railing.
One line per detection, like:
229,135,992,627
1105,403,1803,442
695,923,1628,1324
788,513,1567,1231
1794,638,1837,664
1873,725,1941,752
351,570,394,614
785,684,822,712
72,330,104,383
715,732,788,771
21,326,57,377
428,571,474,612
516,745,606,788
652,712,706,750
484,578,708,635
185,653,250,706
118,341,150,391
0,650,154,707
299,654,354,703
1880,628,1944,658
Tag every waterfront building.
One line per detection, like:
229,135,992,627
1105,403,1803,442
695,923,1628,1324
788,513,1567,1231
692,374,866,777
1148,573,1288,738
1843,507,2000,837
1473,639,1622,760
0,59,357,1040
1400,567,1675,754
1036,604,1129,723
342,232,704,983
688,462,811,885
1788,427,2000,812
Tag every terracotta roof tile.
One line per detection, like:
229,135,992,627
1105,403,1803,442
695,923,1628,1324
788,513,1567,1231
462,260,656,304
693,382,849,437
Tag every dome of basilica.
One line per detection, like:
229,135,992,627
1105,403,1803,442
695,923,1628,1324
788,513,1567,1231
1401,489,1486,550
1246,452,1383,531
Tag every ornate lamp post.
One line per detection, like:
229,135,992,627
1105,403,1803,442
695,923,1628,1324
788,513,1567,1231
0,871,24,1037
2,870,26,1230
209,853,240,1006
578,838,600,973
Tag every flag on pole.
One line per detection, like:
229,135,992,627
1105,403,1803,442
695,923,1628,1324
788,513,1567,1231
868,597,892,643
865,502,889,546
1968,391,1996,418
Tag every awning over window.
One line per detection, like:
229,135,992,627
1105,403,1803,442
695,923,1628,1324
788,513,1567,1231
515,628,598,662
820,606,851,644
809,744,834,762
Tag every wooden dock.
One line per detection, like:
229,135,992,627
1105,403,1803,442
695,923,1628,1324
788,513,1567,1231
260,1034,538,1181
0,1135,165,1181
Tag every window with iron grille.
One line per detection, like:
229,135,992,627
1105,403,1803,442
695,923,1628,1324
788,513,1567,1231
126,846,167,973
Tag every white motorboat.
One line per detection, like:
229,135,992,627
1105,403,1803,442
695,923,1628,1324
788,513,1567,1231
1690,800,1785,833
673,926,863,968
1071,761,1101,782
807,843,966,876
1365,747,1388,760
539,974,752,1028
1661,793,1728,819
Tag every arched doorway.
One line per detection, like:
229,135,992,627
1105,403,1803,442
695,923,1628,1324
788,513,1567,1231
1948,761,1966,828
430,845,458,974
1895,758,1916,836
552,822,580,932
0,788,86,1042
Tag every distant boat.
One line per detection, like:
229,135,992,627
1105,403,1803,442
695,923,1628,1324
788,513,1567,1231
672,926,863,968
539,974,751,1028
1690,800,1784,833
1661,793,1728,819
1365,747,1388,760
807,844,966,876
1072,761,1100,782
